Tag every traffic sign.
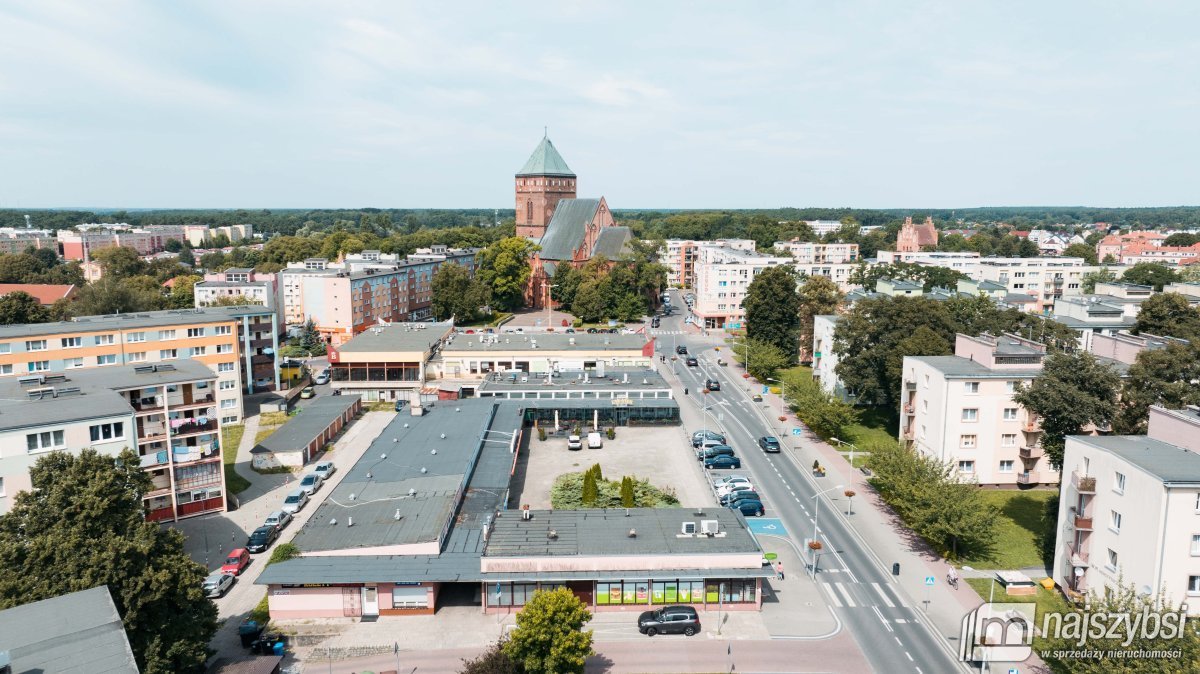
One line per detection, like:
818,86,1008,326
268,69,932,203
762,385,769,394
925,576,936,586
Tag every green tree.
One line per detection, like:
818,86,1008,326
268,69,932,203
432,262,491,322
784,374,860,440
92,245,147,279
503,587,594,674
1163,233,1200,247
620,476,635,508
1014,352,1120,471
298,317,325,355
0,449,217,673
731,338,789,381
177,247,196,267
0,291,50,324
203,294,259,307
1061,242,1098,264
1132,292,1200,342
797,275,842,361
0,252,48,282
167,274,202,309
1114,343,1200,434
71,277,165,316
1081,267,1118,293
1121,262,1180,291
476,237,536,311
460,638,521,674
1180,265,1200,283
743,266,800,362
849,261,968,292
198,251,227,271
581,469,597,506
164,238,184,253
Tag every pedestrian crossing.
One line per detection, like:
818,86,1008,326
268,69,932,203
819,580,909,609
650,330,688,335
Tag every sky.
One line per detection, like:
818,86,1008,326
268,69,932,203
0,1,1197,210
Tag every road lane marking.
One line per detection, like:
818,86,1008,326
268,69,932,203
894,636,902,646
872,583,895,608
872,605,893,632
905,652,914,662
821,582,843,608
833,583,856,607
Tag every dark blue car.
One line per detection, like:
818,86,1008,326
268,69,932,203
704,454,741,470
728,498,765,517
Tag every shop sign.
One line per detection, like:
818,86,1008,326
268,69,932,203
611,397,634,407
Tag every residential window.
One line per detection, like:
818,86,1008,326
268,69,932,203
1189,576,1200,595
64,357,83,369
96,334,115,345
1112,471,1126,494
128,331,145,342
0,343,9,354
215,325,231,336
1006,381,1018,393
0,476,4,496
219,380,237,390
1106,549,1118,572
61,337,82,348
26,340,46,351
960,434,977,448
1192,535,1200,556
218,362,235,372
26,429,65,452
216,344,232,354
159,330,176,340
221,416,238,424
0,364,11,375
187,327,203,338
1110,510,1122,533
28,361,49,372
1003,408,1018,421
96,354,116,366
1001,434,1017,447
964,381,979,394
923,374,930,388
128,352,146,363
220,399,237,409
958,460,975,473
191,346,206,356
160,349,177,360
89,422,125,442
999,460,1014,473
962,409,978,422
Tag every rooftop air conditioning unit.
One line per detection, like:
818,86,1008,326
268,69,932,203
681,521,697,535
700,520,720,536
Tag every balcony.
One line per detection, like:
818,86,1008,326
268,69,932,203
1023,415,1041,432
130,395,165,414
1072,471,1096,494
251,354,274,365
170,418,218,439
1069,543,1090,566
1017,471,1039,485
1073,514,1093,530
1019,444,1043,459
250,337,273,349
904,403,915,415
902,428,915,440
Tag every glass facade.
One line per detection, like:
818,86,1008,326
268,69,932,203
492,578,755,607
331,362,421,382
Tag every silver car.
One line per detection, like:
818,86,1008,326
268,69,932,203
202,570,235,598
299,473,323,495
281,489,308,514
313,461,336,479
263,510,292,531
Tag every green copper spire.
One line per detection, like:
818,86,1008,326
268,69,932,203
516,136,575,177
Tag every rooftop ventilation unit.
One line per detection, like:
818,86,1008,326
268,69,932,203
547,529,558,539
628,528,637,538
681,521,697,535
700,520,720,536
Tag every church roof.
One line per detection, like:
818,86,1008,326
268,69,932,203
538,199,600,260
592,227,633,258
517,137,575,177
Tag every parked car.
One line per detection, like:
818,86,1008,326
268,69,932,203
313,461,336,479
685,356,698,367
728,498,766,517
313,370,330,385
705,379,721,391
221,548,250,576
715,476,753,496
281,489,308,514
587,431,604,449
394,399,408,411
203,570,235,598
299,386,315,399
694,439,729,456
246,525,279,554
720,488,759,506
263,510,292,531
758,436,781,453
299,473,323,495
676,345,688,355
751,394,763,402
691,430,726,447
697,445,735,462
586,328,598,334
565,328,576,333
567,434,583,450
704,455,742,470
638,605,700,637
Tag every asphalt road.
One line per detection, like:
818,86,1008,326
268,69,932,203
652,290,969,674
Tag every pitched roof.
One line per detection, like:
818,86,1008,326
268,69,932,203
516,137,575,177
538,198,600,260
0,585,138,674
0,283,76,305
592,226,633,258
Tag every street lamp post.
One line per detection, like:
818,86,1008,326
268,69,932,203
767,376,788,436
809,484,844,576
544,284,560,329
962,565,995,673
830,437,861,469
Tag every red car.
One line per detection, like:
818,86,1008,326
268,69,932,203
221,548,250,576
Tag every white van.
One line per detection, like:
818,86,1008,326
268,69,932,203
587,431,604,449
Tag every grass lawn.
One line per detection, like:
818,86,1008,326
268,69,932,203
456,311,512,328
220,424,251,495
966,577,1064,615
959,490,1056,570
254,426,280,445
842,405,899,450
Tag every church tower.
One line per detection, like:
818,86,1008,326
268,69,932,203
515,136,576,240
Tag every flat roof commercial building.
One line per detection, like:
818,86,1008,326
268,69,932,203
327,322,453,401
476,367,680,427
0,586,138,674
435,331,653,386
250,395,362,469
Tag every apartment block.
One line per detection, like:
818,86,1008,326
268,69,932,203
772,240,859,264
692,245,791,329
0,360,225,522
792,263,861,291
1054,406,1200,613
1052,296,1138,351
1096,231,1166,261
195,267,282,325
900,333,1057,486
811,315,845,397
975,257,1098,314
0,305,282,421
877,251,982,277
0,228,57,255
663,239,698,288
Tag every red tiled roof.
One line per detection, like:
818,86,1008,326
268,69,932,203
0,283,76,305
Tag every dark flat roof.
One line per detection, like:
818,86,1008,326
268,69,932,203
0,586,138,674
477,368,668,391
1069,434,1200,484
252,396,360,455
906,356,1041,379
336,322,452,353
0,305,273,338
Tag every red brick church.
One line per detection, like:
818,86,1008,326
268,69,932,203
515,136,632,308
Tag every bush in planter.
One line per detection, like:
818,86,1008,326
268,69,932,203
538,427,547,442
808,540,823,551
605,427,615,440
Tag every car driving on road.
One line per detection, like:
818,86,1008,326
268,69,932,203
758,436,781,453
676,345,688,355
685,356,698,366
638,605,700,637
299,386,315,399
705,379,720,391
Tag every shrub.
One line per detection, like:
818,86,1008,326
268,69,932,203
538,427,547,442
605,427,615,440
551,471,678,509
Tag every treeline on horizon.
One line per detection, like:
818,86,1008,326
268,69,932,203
4,205,1200,240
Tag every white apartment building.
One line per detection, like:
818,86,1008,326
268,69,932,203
804,220,845,236
975,257,1098,314
772,241,859,264
811,315,846,398
1052,296,1138,351
900,333,1057,486
1055,406,1200,613
194,268,283,325
692,245,791,329
876,251,982,275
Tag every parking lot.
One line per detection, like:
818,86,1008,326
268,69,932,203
510,425,714,509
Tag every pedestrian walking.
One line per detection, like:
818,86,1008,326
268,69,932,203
684,387,688,395
776,562,784,580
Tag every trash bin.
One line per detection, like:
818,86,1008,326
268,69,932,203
892,563,901,576
272,641,285,656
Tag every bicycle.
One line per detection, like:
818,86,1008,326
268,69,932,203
946,573,959,590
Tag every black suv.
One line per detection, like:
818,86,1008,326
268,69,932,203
638,605,701,637
685,356,699,367
705,379,720,391
246,525,279,554
758,436,781,453
676,345,688,355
